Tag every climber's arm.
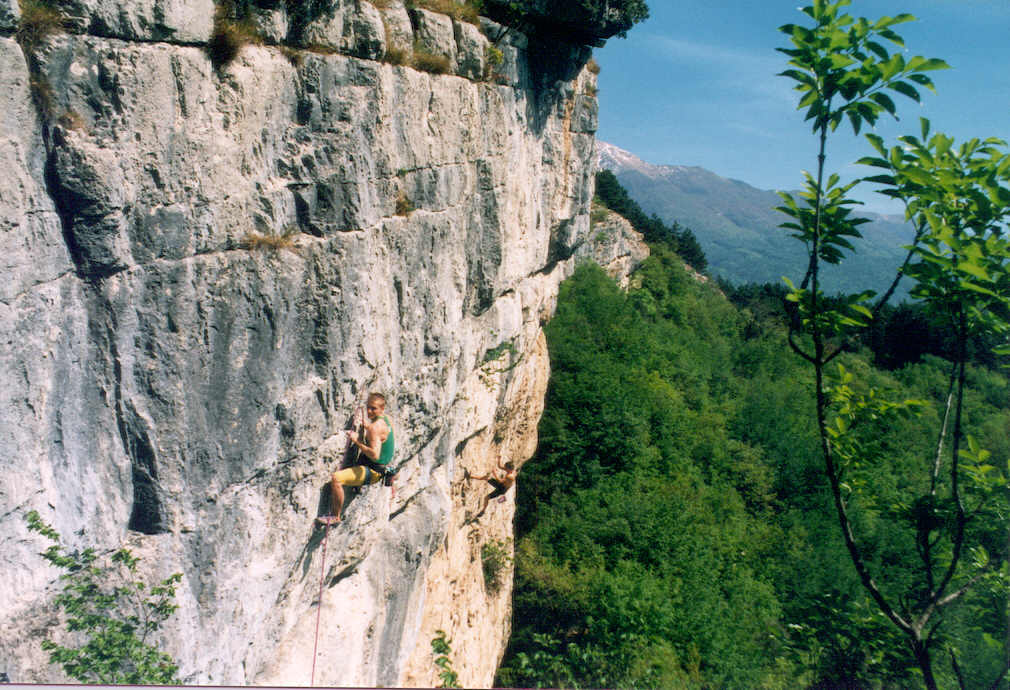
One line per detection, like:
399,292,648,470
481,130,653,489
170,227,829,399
347,420,386,461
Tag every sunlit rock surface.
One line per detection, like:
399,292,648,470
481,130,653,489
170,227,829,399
0,1,646,686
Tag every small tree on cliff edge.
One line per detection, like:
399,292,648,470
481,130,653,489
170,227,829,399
776,1,1010,687
26,511,183,685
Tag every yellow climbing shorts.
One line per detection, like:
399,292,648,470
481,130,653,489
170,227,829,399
332,465,384,487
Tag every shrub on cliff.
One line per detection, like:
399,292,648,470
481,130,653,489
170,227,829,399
411,44,452,74
481,539,513,594
241,227,299,251
406,0,481,25
25,511,183,685
431,630,461,688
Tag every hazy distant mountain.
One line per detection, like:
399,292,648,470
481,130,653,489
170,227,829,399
597,141,915,298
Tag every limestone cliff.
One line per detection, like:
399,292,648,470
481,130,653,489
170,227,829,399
0,0,647,685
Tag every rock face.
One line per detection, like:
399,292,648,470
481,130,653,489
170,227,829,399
0,0,18,32
580,207,649,288
0,1,646,686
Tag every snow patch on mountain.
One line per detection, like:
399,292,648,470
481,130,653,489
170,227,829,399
597,141,692,179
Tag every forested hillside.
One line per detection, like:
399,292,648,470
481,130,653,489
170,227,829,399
498,234,1009,687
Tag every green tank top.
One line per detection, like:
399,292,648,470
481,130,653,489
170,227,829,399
377,416,394,466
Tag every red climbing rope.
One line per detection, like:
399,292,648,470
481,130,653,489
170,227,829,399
310,520,332,687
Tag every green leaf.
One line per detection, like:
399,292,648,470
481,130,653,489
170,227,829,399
905,73,932,87
829,53,855,69
918,58,950,71
878,28,905,47
864,40,888,61
958,280,999,297
780,68,819,88
901,166,936,186
798,89,820,110
846,110,862,135
862,174,897,186
869,92,896,116
881,53,905,80
855,153,891,169
889,80,920,102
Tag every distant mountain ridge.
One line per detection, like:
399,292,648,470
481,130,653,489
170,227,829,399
597,141,695,178
597,141,914,298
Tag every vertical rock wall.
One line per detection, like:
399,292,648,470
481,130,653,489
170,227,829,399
0,0,645,685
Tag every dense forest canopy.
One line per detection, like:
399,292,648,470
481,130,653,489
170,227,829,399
498,174,1009,687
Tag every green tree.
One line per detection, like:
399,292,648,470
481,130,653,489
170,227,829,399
26,511,182,685
777,2,1010,687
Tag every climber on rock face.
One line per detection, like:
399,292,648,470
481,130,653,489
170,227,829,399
317,392,394,524
465,457,517,523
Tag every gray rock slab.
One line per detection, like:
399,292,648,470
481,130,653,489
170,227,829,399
0,37,73,302
302,0,386,59
409,8,456,70
453,17,487,80
378,4,413,59
0,0,18,31
57,0,216,43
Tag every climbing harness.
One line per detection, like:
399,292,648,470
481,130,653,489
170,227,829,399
359,456,398,495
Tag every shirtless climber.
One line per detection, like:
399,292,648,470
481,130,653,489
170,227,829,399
466,457,517,522
317,392,395,524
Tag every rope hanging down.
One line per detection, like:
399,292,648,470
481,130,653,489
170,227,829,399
311,393,367,685
310,391,388,685
310,518,334,686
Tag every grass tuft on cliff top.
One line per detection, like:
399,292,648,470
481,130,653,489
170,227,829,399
208,6,262,70
16,0,66,52
411,43,452,74
406,0,481,25
241,227,299,251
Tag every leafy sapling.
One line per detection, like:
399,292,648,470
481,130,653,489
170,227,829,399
777,2,1010,688
431,629,461,688
25,511,183,685
776,0,948,326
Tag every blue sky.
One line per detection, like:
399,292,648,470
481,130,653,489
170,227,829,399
595,0,1010,214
